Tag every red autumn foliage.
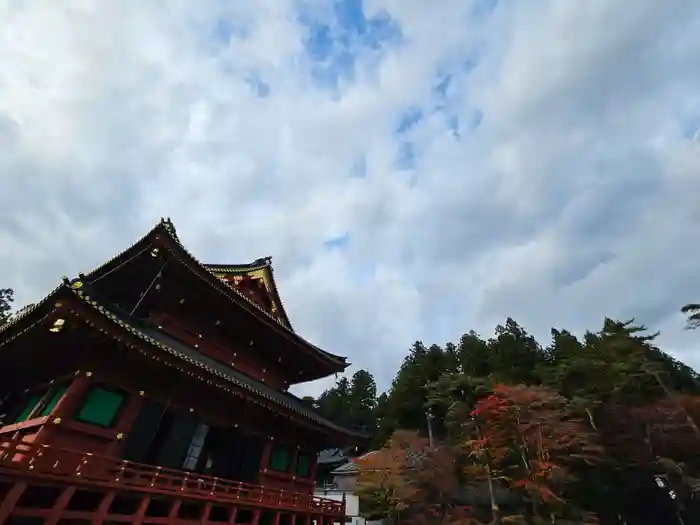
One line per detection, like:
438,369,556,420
356,430,475,525
467,384,603,512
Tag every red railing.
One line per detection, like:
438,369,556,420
0,436,344,516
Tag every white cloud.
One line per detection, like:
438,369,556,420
2,0,700,397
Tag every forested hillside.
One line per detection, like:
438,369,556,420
313,316,700,524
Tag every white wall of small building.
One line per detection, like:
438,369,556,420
314,487,383,525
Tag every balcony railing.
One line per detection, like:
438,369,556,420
0,435,344,516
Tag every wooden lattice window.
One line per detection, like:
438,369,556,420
75,386,127,428
269,445,291,472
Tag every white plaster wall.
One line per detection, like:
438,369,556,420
314,489,364,525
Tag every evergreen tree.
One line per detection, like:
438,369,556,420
0,288,13,326
348,370,378,432
681,303,700,330
316,376,351,426
376,341,460,444
315,370,380,434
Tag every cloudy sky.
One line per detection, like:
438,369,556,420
2,0,700,396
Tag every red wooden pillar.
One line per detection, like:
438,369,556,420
34,375,91,446
260,439,272,474
105,393,144,457
309,454,318,486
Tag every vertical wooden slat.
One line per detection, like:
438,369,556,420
0,481,27,525
91,491,116,525
45,486,76,525
252,509,261,525
227,505,239,525
200,502,212,524
169,499,183,520
132,495,151,525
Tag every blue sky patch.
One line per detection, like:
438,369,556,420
350,154,367,178
434,74,452,98
213,18,250,47
471,0,499,20
447,115,460,139
681,112,700,140
300,0,402,93
246,72,270,98
396,142,416,171
396,107,423,134
324,232,351,250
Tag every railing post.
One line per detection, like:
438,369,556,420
227,506,239,525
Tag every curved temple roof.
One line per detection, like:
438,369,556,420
205,258,294,331
79,218,348,373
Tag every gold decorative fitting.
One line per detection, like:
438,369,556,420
85,371,93,377
116,433,125,440
155,283,161,291
49,318,66,333
70,281,84,290
53,417,62,425
215,320,221,326
139,390,145,396
150,248,159,257
54,301,63,308
189,408,194,413
179,298,185,304
249,340,254,346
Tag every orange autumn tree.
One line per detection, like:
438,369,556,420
465,384,603,523
356,430,473,525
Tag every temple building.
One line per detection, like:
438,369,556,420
0,218,364,525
